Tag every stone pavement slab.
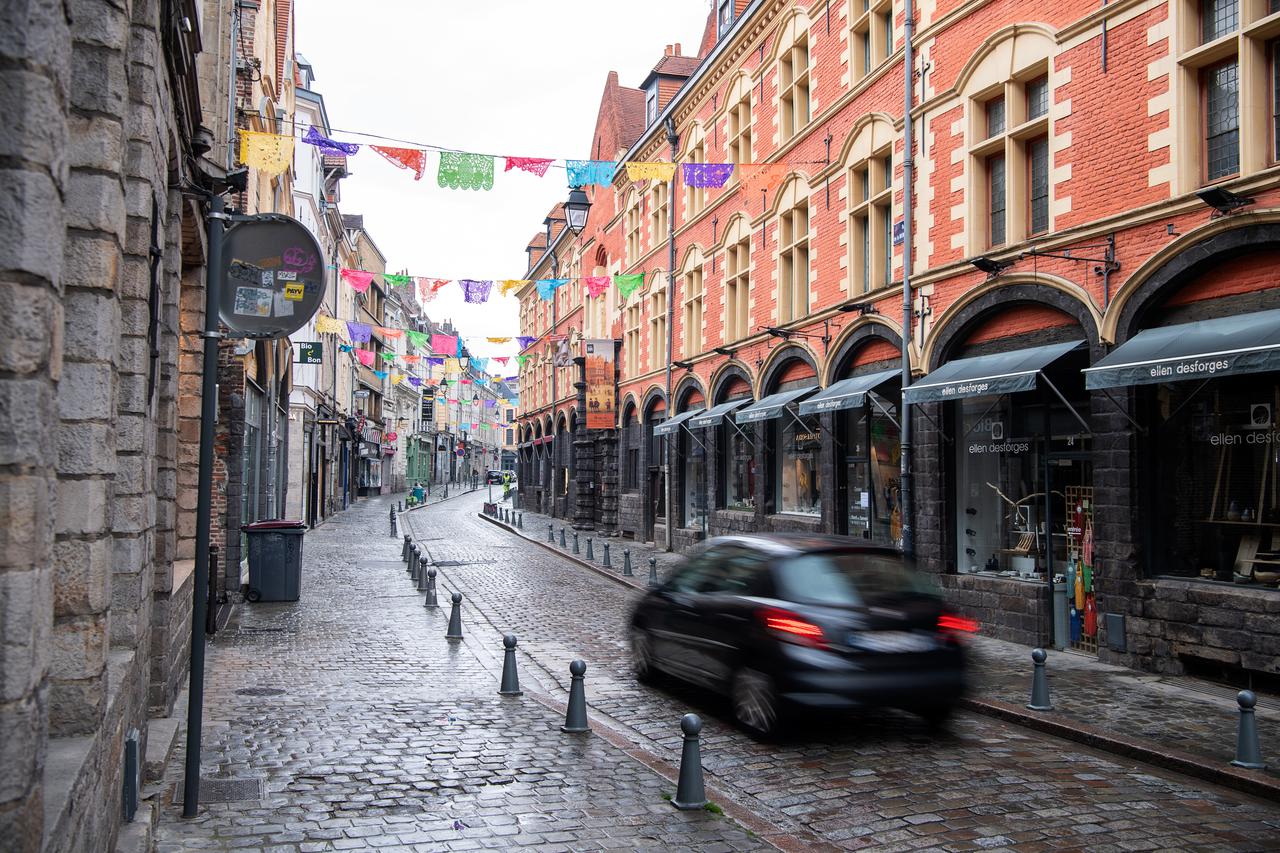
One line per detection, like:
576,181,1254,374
153,495,767,852
426,493,1280,849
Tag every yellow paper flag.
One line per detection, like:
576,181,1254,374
391,374,404,385
499,279,529,297
625,162,676,183
315,315,345,336
486,337,512,343
238,130,294,176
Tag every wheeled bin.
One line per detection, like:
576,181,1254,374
242,520,307,602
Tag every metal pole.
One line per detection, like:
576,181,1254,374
183,194,226,818
664,117,679,552
900,0,916,562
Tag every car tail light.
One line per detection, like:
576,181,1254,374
759,607,827,648
938,613,980,636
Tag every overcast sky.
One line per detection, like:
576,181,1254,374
296,0,713,364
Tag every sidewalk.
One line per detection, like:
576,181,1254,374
487,497,1280,802
153,494,769,852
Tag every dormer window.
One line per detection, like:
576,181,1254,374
718,0,735,38
646,87,658,126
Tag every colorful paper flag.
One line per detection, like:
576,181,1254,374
493,356,509,365
380,352,397,362
315,315,345,336
402,354,421,363
346,322,372,343
408,377,422,387
566,160,617,187
376,327,403,339
372,145,427,180
430,333,458,354
504,156,554,176
427,357,444,366
373,369,388,379
391,374,404,385
438,152,495,191
613,273,645,299
339,344,354,353
406,330,430,349
416,277,451,302
739,163,788,198
517,336,537,349
625,162,676,183
383,273,412,289
356,348,375,367
682,162,734,188
499,280,528,297
486,337,512,344
301,126,360,156
536,279,569,300
341,268,374,293
237,130,293,176
584,275,610,297
460,279,493,304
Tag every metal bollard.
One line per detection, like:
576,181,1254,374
672,714,708,810
548,523,555,543
498,635,523,696
390,507,397,538
623,550,633,576
603,543,611,568
402,534,411,562
518,513,523,529
586,538,594,560
561,660,590,733
445,592,464,640
648,557,658,588
1232,690,1266,769
424,568,439,609
408,544,417,577
559,527,567,548
1027,648,1053,711
416,553,429,592
444,484,449,498
572,532,580,555
399,500,403,513
413,546,424,584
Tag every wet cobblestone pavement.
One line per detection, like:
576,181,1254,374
154,494,765,852
400,493,1280,851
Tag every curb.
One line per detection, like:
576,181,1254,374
398,486,485,516
477,511,653,593
959,696,1280,803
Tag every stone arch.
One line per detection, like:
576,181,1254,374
824,319,904,385
680,243,705,272
1104,216,1280,342
951,24,1057,98
764,172,811,220
641,384,667,419
722,70,753,115
836,113,899,169
759,341,820,395
716,212,752,251
672,373,707,411
709,359,757,403
767,7,812,64
923,278,1101,371
619,393,639,423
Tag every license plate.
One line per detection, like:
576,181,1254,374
848,631,934,653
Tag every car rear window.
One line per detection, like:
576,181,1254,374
773,552,936,606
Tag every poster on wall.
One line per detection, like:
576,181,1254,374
584,339,615,430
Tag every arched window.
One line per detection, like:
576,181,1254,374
722,217,751,342
777,16,811,142
844,118,895,294
681,247,705,357
725,74,753,165
775,176,811,324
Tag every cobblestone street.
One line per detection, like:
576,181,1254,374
153,491,1280,851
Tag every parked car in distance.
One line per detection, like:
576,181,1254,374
628,534,975,737
486,470,504,484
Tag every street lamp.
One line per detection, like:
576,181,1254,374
564,187,592,234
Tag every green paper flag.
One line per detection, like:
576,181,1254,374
406,330,429,348
380,352,397,362
383,273,412,288
614,273,645,299
438,152,495,191
516,355,530,366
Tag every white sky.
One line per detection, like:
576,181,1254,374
296,0,713,364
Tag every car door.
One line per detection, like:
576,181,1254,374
694,546,774,688
648,550,721,679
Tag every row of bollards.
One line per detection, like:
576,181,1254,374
398,525,706,810
1025,648,1266,770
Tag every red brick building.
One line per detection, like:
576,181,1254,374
515,0,1280,683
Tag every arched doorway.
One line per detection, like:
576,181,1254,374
698,364,756,525
742,345,821,528
642,389,667,542
656,378,708,545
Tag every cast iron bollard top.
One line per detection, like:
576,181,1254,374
680,713,702,737
570,659,586,677
504,634,517,649
451,592,462,604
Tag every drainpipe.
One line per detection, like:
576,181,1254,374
900,0,916,562
664,116,679,552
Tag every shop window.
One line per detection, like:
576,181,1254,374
722,420,756,511
242,383,264,546
775,410,821,516
843,400,902,545
682,428,708,528
1149,374,1280,586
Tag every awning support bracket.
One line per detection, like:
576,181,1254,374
867,393,901,431
913,401,951,443
1096,386,1147,434
1040,373,1092,435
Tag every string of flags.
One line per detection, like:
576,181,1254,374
339,266,657,306
239,127,797,197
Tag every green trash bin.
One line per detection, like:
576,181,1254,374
242,520,307,602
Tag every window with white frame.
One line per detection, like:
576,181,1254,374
779,25,811,141
682,250,704,357
969,67,1051,250
777,182,810,323
724,219,751,343
650,180,668,247
727,76,753,165
851,0,894,83
685,127,707,216
625,192,641,263
624,301,642,377
649,282,667,372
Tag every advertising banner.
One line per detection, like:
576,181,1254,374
584,339,615,430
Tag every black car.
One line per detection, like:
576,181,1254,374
486,470,504,484
628,534,975,737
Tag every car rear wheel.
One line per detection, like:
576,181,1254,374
630,627,661,685
918,705,954,732
731,667,780,738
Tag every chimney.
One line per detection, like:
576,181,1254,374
674,43,682,56
664,44,673,56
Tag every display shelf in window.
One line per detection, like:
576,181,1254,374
1064,485,1097,654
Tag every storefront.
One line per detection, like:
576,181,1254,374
654,387,706,545
739,353,821,530
357,425,383,496
690,375,754,523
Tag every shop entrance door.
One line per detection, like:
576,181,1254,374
1046,450,1095,654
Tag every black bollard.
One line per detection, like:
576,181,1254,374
561,660,590,733
1027,648,1053,711
547,523,554,543
586,538,594,560
1232,690,1266,769
559,527,567,548
603,543,611,568
398,500,403,513
446,592,464,640
648,557,658,588
390,507,397,538
416,554,429,592
672,713,708,810
518,513,523,529
424,568,439,609
402,534,411,562
413,545,423,582
408,544,417,577
623,550,633,576
498,634,523,696
572,532,580,555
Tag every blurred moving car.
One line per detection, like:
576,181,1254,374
628,535,975,737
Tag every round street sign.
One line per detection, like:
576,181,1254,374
219,214,325,339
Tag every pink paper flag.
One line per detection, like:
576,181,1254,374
430,333,458,355
417,277,450,302
504,156,554,177
584,275,610,297
341,268,374,293
355,348,375,367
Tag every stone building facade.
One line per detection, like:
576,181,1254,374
2,0,212,850
515,0,1280,686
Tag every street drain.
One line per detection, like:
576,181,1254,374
235,687,286,697
173,777,263,804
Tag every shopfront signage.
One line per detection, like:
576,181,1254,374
219,214,325,339
583,339,615,429
354,390,370,399
294,342,322,364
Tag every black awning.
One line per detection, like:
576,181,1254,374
652,407,704,436
736,386,818,424
904,340,1085,404
798,369,900,416
1085,308,1280,389
688,398,751,429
